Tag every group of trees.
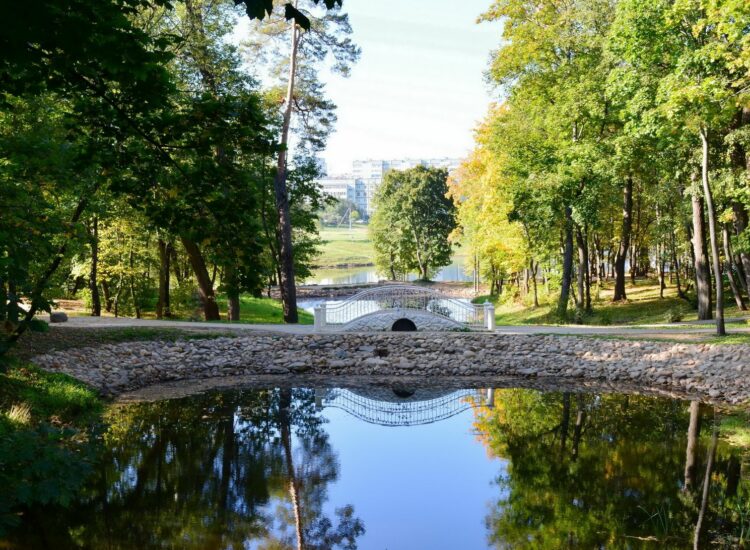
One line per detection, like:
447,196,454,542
370,166,457,281
453,0,750,333
319,199,362,227
0,0,356,353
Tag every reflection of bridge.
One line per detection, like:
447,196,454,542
313,285,495,332
317,387,496,427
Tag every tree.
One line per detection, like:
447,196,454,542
245,0,359,322
371,166,457,281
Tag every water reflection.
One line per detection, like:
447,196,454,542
320,387,491,427
472,391,750,549
8,389,364,549
4,386,749,549
306,258,473,286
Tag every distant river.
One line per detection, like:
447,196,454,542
306,257,472,286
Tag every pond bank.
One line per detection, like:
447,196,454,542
31,333,750,405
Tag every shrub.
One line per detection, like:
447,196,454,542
665,306,685,323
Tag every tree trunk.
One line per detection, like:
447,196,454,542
723,226,746,310
575,225,591,311
658,243,666,299
683,401,701,492
101,280,112,312
530,260,539,308
613,177,632,301
88,217,101,316
225,265,241,322
170,245,184,284
156,238,171,319
180,237,221,321
691,174,712,320
559,393,571,458
693,411,719,550
274,12,301,324
671,232,687,300
280,388,305,550
128,248,141,319
557,207,575,318
732,202,750,294
700,128,725,335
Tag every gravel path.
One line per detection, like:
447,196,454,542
39,313,750,340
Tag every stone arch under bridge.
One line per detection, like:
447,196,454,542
312,285,495,332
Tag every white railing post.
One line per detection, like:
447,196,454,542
484,301,495,331
314,303,327,332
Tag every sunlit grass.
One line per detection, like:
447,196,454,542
721,414,750,448
475,279,750,326
316,225,374,267
216,296,313,324
0,361,101,431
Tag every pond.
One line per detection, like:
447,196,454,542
3,383,750,549
306,258,473,286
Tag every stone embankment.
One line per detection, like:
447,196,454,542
31,333,750,404
33,333,750,404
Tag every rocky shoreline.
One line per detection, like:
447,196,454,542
30,333,750,405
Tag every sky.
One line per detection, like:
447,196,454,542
305,0,503,174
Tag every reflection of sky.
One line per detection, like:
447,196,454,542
320,406,507,549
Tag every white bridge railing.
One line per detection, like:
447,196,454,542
313,285,495,331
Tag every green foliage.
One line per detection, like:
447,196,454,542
454,0,750,327
370,166,457,281
0,362,102,534
1,0,350,343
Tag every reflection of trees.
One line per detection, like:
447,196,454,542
474,390,750,548
14,389,363,549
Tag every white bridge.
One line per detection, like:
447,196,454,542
312,285,495,332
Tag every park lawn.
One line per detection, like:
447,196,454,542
316,225,374,267
217,295,313,324
0,360,101,430
476,279,749,326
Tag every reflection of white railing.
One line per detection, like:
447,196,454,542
322,388,479,426
312,285,495,331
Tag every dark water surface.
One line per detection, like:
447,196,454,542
4,384,750,549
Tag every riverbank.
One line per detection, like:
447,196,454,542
30,332,750,405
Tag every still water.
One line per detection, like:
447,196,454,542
4,384,750,549
307,258,473,286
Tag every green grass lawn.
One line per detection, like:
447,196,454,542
475,279,749,326
216,295,313,324
316,225,374,267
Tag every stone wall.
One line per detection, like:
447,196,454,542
31,333,750,405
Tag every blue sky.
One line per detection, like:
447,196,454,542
315,0,503,173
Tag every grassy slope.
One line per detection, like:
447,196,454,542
59,296,312,325
476,279,748,326
216,296,313,324
315,225,374,267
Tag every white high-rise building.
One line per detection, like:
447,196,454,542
317,157,461,219
316,175,356,203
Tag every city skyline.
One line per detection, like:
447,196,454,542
317,156,461,217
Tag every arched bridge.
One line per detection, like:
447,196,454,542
312,285,495,332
